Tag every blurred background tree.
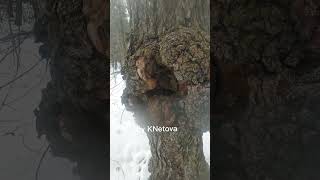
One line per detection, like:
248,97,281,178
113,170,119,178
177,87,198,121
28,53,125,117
110,0,129,71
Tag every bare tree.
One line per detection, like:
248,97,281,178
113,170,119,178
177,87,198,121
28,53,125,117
110,0,129,70
121,0,210,179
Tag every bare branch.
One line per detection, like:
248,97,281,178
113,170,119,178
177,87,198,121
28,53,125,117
35,144,51,180
0,31,32,43
0,59,41,90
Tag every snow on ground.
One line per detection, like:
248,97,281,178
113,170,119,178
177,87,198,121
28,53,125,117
0,38,80,180
110,67,210,180
203,132,210,165
110,68,151,180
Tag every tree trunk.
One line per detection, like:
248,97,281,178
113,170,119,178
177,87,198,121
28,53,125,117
121,0,210,179
34,0,108,179
211,0,320,179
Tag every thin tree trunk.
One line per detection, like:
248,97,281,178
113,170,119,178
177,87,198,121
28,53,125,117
15,0,22,26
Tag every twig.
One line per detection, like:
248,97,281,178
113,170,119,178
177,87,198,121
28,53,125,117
5,62,47,105
0,35,29,64
35,144,51,180
19,134,43,154
110,71,121,75
1,126,19,136
0,31,31,42
0,88,11,111
111,159,126,180
3,103,17,111
0,119,20,123
110,79,123,89
0,59,41,90
120,108,125,124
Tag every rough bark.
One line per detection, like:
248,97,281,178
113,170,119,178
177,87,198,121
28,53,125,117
121,0,210,179
212,0,320,179
34,0,108,179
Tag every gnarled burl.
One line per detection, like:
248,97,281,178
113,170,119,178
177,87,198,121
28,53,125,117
122,27,210,180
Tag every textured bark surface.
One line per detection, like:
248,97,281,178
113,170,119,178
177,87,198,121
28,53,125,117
121,0,210,179
34,0,108,179
212,0,320,179
122,27,210,180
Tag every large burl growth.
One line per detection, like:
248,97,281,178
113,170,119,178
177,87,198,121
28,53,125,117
121,28,210,179
121,0,210,179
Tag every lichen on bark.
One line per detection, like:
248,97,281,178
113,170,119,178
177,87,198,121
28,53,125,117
122,2,210,180
121,20,210,180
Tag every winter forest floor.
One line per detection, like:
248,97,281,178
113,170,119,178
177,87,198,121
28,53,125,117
0,37,80,180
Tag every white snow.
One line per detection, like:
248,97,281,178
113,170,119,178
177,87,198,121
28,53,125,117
203,132,210,165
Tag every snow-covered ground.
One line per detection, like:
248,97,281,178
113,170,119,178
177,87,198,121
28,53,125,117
110,67,210,180
0,38,80,180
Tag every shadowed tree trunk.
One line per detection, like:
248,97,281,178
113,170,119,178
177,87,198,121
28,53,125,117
33,0,108,179
121,0,210,179
211,0,320,179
